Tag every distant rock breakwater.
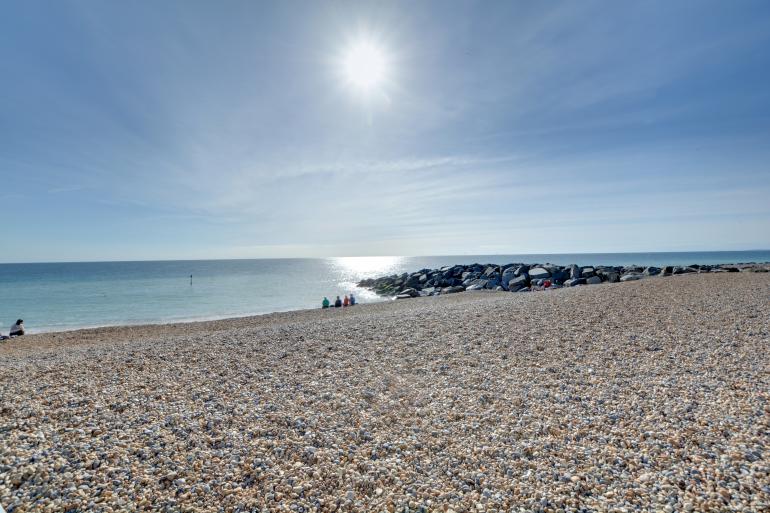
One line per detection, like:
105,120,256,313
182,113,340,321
358,262,770,299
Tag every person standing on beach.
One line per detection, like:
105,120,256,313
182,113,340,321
10,319,25,337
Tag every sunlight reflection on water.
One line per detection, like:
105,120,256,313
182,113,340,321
330,256,405,301
331,256,405,280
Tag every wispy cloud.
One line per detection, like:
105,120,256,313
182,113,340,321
47,185,86,194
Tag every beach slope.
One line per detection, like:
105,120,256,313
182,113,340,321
1,273,768,512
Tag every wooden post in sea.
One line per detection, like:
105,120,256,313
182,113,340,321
190,274,193,286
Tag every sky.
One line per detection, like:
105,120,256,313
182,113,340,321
2,0,770,262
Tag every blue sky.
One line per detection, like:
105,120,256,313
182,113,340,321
2,0,770,262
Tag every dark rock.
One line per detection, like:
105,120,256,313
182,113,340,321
620,274,643,282
483,266,499,277
585,276,602,285
514,265,530,277
501,267,518,290
528,267,551,280
569,264,581,279
465,280,488,291
442,285,465,294
551,270,568,284
564,278,586,287
507,275,528,289
643,266,660,276
405,275,422,288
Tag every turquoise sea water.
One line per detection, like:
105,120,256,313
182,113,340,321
1,251,768,334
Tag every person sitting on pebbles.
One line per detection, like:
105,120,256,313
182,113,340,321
10,319,25,337
334,296,342,308
349,293,356,306
322,297,330,309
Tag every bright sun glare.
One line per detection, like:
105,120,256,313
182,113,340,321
342,40,388,92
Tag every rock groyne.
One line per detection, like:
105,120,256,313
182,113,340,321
358,261,769,298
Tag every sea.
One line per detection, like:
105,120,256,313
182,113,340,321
1,251,768,334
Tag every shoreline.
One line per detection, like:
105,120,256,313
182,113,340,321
14,301,390,337
7,261,769,338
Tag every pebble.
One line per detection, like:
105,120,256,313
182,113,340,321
0,273,768,512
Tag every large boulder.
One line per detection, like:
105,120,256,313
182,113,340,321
405,274,422,288
399,288,420,297
507,275,528,290
569,264,581,279
580,266,596,278
501,267,518,290
620,273,643,282
551,270,569,284
643,266,660,276
586,276,602,285
441,285,465,294
529,267,551,280
605,272,620,283
564,278,586,287
483,266,499,277
465,280,488,291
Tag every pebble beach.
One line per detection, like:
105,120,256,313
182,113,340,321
1,272,768,512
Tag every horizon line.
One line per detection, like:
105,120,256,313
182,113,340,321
2,248,770,266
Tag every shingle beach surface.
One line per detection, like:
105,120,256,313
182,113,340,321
1,273,769,512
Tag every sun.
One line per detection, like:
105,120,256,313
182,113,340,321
341,40,389,92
